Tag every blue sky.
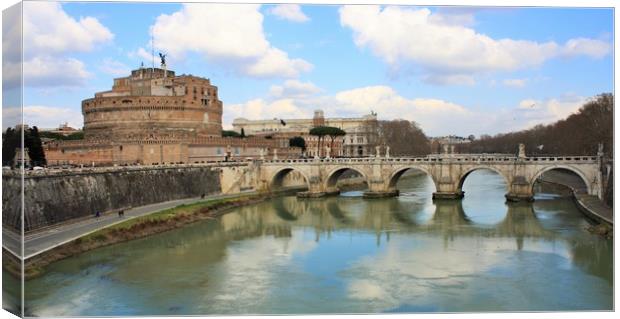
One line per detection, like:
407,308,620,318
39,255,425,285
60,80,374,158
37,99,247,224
2,1,614,137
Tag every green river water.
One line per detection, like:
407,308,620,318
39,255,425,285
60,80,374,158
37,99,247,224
8,170,614,315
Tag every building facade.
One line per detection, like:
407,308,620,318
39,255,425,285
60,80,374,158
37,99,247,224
232,109,379,157
429,135,473,154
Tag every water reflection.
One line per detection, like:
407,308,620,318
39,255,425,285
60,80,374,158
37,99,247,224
24,171,613,316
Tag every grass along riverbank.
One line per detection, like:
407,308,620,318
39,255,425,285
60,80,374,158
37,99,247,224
15,193,275,280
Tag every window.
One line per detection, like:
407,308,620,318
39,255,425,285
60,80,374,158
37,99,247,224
216,147,222,155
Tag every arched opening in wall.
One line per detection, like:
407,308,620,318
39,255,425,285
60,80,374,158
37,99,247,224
326,168,368,196
459,168,509,224
271,168,309,194
388,167,437,197
531,167,589,199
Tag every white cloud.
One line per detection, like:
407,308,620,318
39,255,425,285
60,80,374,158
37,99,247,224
562,38,611,58
99,58,130,76
503,78,527,88
224,79,590,136
23,2,113,57
428,7,477,27
128,47,153,62
339,6,611,83
2,4,22,65
225,98,310,128
3,106,83,130
334,85,468,113
244,47,313,78
225,82,476,135
513,95,586,129
150,3,312,78
269,80,321,98
23,57,91,87
268,4,310,23
4,2,114,88
423,74,475,86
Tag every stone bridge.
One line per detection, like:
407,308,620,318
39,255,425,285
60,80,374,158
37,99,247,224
253,153,603,201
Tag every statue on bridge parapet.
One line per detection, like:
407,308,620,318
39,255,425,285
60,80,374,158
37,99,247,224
518,143,526,159
385,146,390,158
325,146,331,159
375,145,381,157
273,148,278,160
259,148,265,160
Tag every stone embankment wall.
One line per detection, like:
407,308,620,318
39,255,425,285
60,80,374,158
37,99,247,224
3,166,222,231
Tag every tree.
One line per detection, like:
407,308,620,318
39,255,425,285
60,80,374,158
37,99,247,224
309,126,330,156
289,136,306,152
324,126,346,152
221,130,241,138
26,126,46,166
378,120,430,156
309,126,345,157
467,93,613,157
39,131,84,140
240,128,246,138
2,127,20,166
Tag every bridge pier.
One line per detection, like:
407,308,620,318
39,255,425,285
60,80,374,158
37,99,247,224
297,191,326,198
363,190,399,198
505,193,534,202
505,176,534,202
432,191,465,200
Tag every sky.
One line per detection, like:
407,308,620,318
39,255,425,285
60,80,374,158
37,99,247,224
1,1,614,137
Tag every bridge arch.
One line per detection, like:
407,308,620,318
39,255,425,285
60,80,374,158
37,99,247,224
388,166,437,191
457,166,510,192
325,166,369,190
270,167,310,191
530,165,591,195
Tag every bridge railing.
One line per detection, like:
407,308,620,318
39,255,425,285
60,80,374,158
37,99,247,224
261,154,599,165
7,160,251,177
9,155,598,177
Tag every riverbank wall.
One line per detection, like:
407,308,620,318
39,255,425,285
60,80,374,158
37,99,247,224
539,170,612,228
3,166,224,231
2,163,359,233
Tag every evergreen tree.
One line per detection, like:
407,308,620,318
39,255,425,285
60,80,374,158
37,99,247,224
2,127,20,166
289,136,306,152
27,126,46,166
240,128,246,138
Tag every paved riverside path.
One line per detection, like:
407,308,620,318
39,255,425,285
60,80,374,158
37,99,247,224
540,170,612,225
575,194,613,224
3,190,258,260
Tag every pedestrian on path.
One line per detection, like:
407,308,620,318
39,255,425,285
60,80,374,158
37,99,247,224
95,210,101,219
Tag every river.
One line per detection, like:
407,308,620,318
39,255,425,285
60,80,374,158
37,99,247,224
20,169,613,315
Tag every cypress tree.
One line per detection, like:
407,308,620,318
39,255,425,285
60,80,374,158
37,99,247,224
2,127,19,166
26,126,47,166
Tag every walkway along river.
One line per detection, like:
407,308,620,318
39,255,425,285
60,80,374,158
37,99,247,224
8,169,613,315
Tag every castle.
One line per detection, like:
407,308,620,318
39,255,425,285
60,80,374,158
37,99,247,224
45,63,291,166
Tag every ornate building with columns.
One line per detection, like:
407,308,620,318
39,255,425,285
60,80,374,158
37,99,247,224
232,109,379,157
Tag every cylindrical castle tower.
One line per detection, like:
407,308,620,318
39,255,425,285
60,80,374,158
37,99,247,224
82,67,222,140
